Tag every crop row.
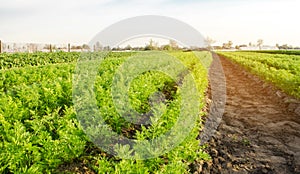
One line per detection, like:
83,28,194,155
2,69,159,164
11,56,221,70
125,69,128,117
250,50,300,56
0,51,211,173
218,52,300,98
0,52,80,70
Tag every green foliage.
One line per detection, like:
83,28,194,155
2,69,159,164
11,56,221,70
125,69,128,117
0,61,86,173
249,50,300,56
0,51,212,173
219,51,300,98
0,52,79,70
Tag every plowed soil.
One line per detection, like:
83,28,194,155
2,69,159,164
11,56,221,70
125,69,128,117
200,54,300,174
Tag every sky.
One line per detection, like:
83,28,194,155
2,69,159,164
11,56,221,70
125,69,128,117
1,0,299,47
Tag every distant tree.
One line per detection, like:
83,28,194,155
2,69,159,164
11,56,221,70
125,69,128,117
27,43,38,53
279,44,289,50
284,44,290,49
134,47,144,51
144,39,158,50
46,44,56,52
124,44,132,50
169,39,179,50
204,37,216,50
2,43,6,52
113,46,126,51
103,46,111,51
222,41,233,49
222,43,226,49
144,45,152,51
213,46,222,50
71,45,82,49
13,43,18,52
257,39,263,50
228,41,233,48
153,40,159,50
44,44,51,49
161,44,172,51
82,44,90,50
94,41,103,51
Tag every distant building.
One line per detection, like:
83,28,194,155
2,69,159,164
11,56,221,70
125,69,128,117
239,46,260,51
239,46,279,51
261,46,279,50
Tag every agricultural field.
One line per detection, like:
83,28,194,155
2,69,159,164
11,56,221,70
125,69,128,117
218,51,300,98
0,51,211,173
1,50,299,173
250,50,300,56
0,52,78,70
202,51,300,173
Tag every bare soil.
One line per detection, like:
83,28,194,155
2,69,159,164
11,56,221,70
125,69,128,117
199,54,300,174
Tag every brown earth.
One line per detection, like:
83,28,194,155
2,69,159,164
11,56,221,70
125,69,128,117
199,54,300,174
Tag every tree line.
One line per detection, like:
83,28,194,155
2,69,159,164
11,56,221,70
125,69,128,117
205,37,300,50
1,38,299,53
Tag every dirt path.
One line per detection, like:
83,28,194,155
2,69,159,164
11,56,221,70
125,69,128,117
200,54,300,173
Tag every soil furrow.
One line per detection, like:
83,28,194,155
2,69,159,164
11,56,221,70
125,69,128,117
201,54,300,174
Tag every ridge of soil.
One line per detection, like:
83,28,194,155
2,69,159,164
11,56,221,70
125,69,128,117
198,54,300,174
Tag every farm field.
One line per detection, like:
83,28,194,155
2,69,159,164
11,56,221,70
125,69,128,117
1,50,300,173
218,51,300,98
0,51,211,173
0,52,79,70
2,0,300,173
200,52,300,173
251,50,300,56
